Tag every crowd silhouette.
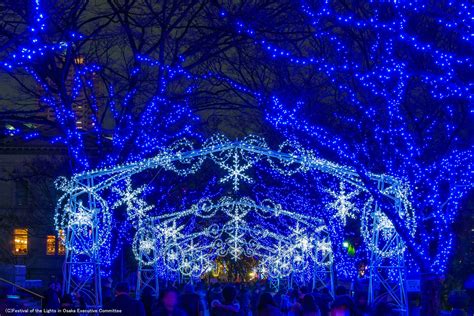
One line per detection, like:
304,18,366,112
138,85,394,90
40,281,403,316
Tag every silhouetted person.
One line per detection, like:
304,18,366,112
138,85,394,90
371,302,396,316
54,281,62,297
74,291,86,310
251,286,263,315
43,281,60,314
208,284,222,309
104,282,145,316
287,289,302,316
211,285,240,316
313,288,331,316
335,286,348,297
299,287,311,302
141,287,155,316
180,284,203,316
59,294,76,315
102,277,113,306
239,288,251,316
256,292,282,316
330,295,355,316
154,287,187,316
302,294,320,316
354,292,370,316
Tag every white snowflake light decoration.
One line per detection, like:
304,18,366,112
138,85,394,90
325,182,360,226
219,150,254,191
112,177,154,223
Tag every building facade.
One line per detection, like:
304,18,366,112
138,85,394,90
0,143,69,286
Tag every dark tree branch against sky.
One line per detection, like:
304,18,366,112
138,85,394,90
0,1,472,314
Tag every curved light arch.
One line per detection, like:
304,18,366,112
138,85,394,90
54,135,413,309
134,196,332,278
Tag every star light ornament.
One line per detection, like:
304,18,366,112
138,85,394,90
325,182,360,226
132,227,161,266
297,235,313,252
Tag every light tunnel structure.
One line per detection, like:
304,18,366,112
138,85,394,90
54,135,415,314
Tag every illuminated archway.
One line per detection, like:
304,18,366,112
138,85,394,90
55,135,414,312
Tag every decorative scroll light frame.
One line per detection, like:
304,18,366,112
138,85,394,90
55,135,413,313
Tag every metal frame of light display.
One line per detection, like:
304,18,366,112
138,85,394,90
55,135,414,314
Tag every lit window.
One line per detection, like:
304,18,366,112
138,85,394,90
46,235,56,255
58,230,66,255
13,229,28,255
74,56,85,65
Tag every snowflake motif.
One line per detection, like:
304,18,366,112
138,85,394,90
228,245,243,261
289,223,314,252
316,239,332,254
112,178,145,208
181,258,192,270
297,236,312,252
186,240,198,254
325,182,360,226
227,203,248,227
226,225,246,260
70,201,93,228
112,178,153,221
139,239,154,252
161,221,184,242
273,241,288,259
167,249,178,262
197,251,208,264
290,222,306,236
219,150,253,191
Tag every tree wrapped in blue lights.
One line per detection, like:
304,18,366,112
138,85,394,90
249,1,473,313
